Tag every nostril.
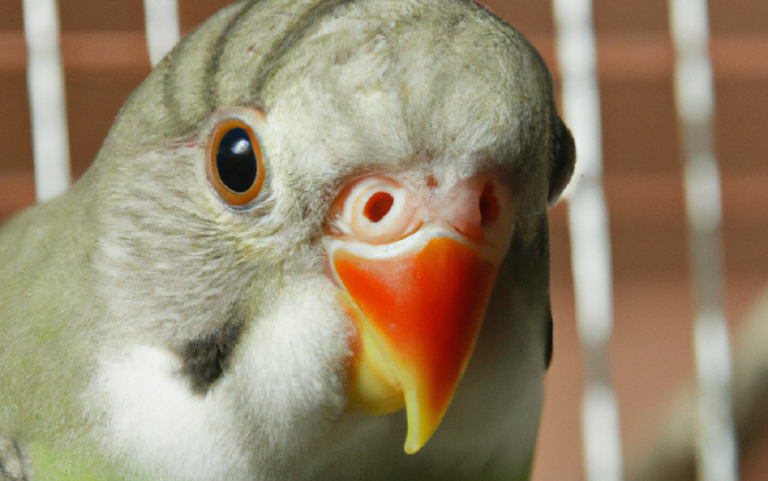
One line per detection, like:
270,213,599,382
479,182,500,226
364,192,394,223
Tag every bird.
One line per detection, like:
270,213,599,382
0,0,574,479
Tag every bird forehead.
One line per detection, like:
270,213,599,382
102,0,553,180
255,3,551,185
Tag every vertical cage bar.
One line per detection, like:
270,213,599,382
22,0,71,202
143,0,181,67
552,0,624,480
669,0,738,480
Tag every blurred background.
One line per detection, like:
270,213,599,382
0,0,766,479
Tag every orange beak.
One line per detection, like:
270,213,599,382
326,172,511,453
333,235,498,453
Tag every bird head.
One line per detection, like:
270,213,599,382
85,0,574,475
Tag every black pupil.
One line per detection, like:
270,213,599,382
216,127,257,194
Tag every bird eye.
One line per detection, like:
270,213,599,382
207,120,265,207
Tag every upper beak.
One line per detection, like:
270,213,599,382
325,172,512,453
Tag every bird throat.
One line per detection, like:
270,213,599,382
176,312,246,395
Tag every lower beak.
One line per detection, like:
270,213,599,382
331,234,499,453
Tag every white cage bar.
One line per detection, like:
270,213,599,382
22,0,70,202
143,0,181,67
669,0,739,479
552,0,624,479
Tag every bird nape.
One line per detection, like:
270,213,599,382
0,1,574,480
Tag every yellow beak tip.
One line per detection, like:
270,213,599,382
402,402,442,455
404,442,421,455
404,430,428,454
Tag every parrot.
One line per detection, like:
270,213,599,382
0,0,575,480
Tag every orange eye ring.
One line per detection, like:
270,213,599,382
207,119,265,207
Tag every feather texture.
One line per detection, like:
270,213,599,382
0,1,573,479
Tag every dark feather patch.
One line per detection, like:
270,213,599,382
178,313,246,395
548,115,576,205
205,0,259,106
0,436,28,481
249,0,359,98
545,307,553,370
